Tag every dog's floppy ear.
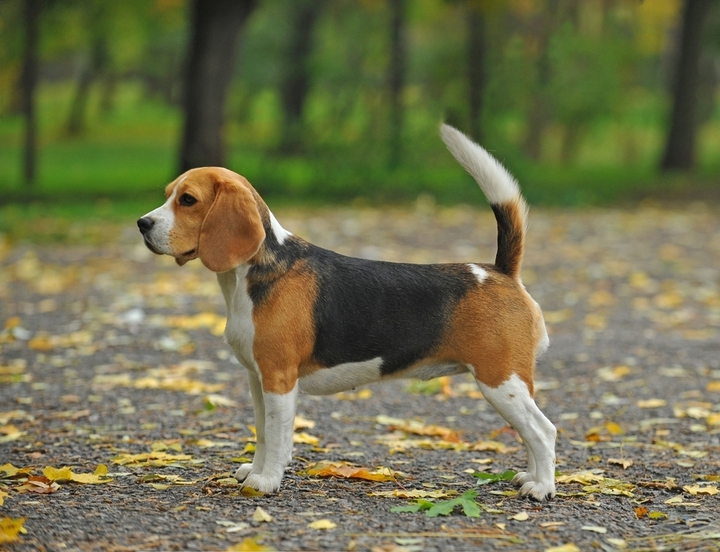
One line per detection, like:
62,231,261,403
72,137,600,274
198,176,266,273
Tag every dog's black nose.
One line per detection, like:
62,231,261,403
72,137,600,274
137,217,155,234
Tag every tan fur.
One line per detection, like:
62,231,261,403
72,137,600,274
162,168,266,271
435,274,538,393
252,262,318,394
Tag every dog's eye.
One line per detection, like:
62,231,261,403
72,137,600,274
179,193,197,206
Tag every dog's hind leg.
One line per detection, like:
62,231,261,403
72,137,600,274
474,373,556,501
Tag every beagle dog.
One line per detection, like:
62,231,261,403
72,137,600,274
137,124,556,501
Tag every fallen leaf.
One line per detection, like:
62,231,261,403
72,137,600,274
293,432,320,446
370,489,457,499
683,484,718,496
510,511,529,521
581,525,607,534
16,475,59,494
226,535,276,551
293,415,316,430
252,506,273,523
637,399,667,408
608,458,633,469
305,461,400,482
0,517,25,545
545,544,580,552
0,490,7,506
635,506,648,518
648,511,668,519
556,470,605,485
474,470,517,484
308,519,336,530
376,416,461,442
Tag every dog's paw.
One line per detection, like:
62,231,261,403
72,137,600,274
234,463,256,482
511,471,534,487
241,473,282,494
519,480,555,502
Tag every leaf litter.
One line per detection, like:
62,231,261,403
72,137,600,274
2,205,720,550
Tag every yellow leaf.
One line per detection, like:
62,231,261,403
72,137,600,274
605,421,624,435
305,461,400,482
545,544,580,552
581,525,607,534
308,519,336,530
0,517,25,545
0,463,31,478
707,381,720,392
370,489,457,499
0,489,7,506
608,458,633,469
226,536,276,551
637,399,667,409
293,432,320,446
556,470,605,485
683,484,718,496
293,415,316,430
252,506,273,523
240,486,264,497
43,466,73,482
510,511,529,521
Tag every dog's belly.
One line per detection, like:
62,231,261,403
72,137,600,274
298,357,467,395
299,358,383,395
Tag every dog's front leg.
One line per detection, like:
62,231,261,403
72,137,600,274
235,370,266,482
241,381,298,493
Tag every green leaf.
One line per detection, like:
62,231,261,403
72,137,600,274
459,491,481,518
473,470,517,485
426,500,458,517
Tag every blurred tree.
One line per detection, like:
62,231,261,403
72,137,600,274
660,0,715,171
466,3,486,142
522,0,559,161
64,4,109,136
278,0,325,153
387,0,406,168
20,0,40,187
179,0,257,172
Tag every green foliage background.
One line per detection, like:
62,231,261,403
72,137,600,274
1,0,719,220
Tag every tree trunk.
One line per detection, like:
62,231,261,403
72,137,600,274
179,0,257,172
65,35,109,136
660,0,714,172
20,0,40,187
279,0,324,154
523,1,559,161
387,0,406,169
467,7,486,143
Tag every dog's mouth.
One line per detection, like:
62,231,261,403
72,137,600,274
143,237,163,256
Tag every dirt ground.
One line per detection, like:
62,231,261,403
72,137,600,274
1,203,719,551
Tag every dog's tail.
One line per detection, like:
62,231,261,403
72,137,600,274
440,124,527,280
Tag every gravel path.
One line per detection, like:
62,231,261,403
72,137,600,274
1,203,719,551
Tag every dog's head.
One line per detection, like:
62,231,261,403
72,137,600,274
137,167,266,272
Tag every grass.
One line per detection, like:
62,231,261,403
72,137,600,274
1,80,719,244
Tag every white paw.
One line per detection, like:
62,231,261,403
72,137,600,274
242,473,282,494
519,479,555,501
511,471,534,486
234,463,256,482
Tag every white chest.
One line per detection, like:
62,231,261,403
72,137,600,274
217,267,257,371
